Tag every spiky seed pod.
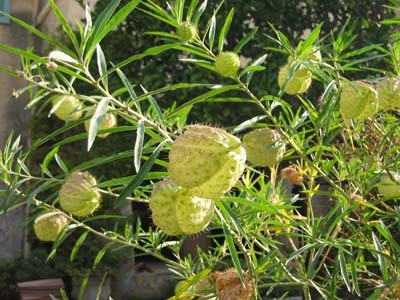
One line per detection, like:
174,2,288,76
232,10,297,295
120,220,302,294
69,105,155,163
59,171,101,217
176,21,197,43
215,52,240,77
52,95,83,121
84,108,117,138
176,193,215,235
378,172,400,198
149,178,214,236
376,77,400,111
149,179,184,236
168,125,246,199
34,211,68,242
278,58,312,95
242,128,286,167
339,81,378,120
211,268,253,300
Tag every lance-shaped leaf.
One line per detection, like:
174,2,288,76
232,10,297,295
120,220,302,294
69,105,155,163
134,120,145,173
218,8,235,53
87,98,109,151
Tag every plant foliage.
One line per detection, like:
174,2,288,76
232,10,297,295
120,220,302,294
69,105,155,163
1,0,400,299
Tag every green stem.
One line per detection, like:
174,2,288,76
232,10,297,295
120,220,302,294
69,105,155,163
43,203,183,269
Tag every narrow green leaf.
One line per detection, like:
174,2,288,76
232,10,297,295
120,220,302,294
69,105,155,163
174,44,211,59
48,0,80,53
134,120,145,173
192,0,208,26
115,67,140,112
54,154,69,174
70,150,133,171
287,243,318,263
339,249,351,292
232,115,267,134
26,181,55,207
174,0,185,23
70,231,89,262
350,258,361,296
60,289,69,300
87,0,141,60
0,44,46,63
245,54,268,84
218,200,248,239
41,146,59,176
166,84,240,118
175,269,211,297
234,27,258,53
307,246,327,279
103,0,141,37
115,140,167,207
208,14,216,50
376,220,400,250
372,232,389,281
139,7,177,27
218,8,235,53
140,85,163,121
134,82,209,102
78,271,91,300
105,43,180,77
0,66,18,77
298,23,322,56
180,58,215,72
221,222,244,283
187,0,199,21
145,30,177,39
268,23,292,52
96,45,108,88
86,0,120,60
3,13,72,55
83,3,93,39
96,273,110,300
48,50,80,65
94,242,113,268
87,98,110,151
82,214,125,223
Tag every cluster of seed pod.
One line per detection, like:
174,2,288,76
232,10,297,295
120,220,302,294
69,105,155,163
149,125,287,235
339,77,400,120
34,171,102,242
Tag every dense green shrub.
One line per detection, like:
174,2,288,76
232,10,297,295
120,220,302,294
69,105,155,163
1,0,400,299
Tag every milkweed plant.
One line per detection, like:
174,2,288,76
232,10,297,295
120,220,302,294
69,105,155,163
1,0,400,299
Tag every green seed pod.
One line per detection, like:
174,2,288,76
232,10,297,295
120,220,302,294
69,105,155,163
34,211,68,242
378,172,400,198
376,77,400,111
242,128,286,167
339,81,378,120
59,171,101,217
52,95,83,121
176,21,197,42
176,193,215,235
215,52,240,77
149,178,214,236
168,125,246,199
84,108,117,138
278,58,312,95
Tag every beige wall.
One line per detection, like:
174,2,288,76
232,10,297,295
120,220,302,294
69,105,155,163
37,0,97,36
0,0,35,260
